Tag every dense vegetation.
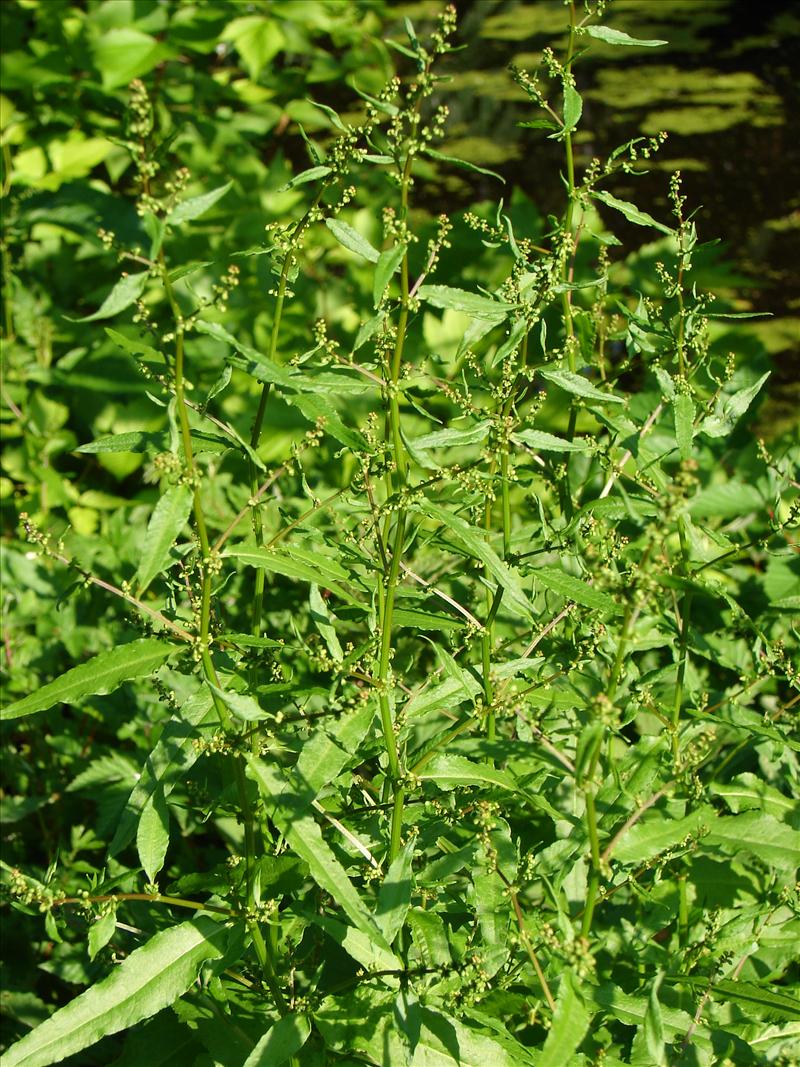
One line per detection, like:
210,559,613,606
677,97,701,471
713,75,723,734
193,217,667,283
1,2,798,1065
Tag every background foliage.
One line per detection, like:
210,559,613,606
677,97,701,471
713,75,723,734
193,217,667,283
1,2,799,1066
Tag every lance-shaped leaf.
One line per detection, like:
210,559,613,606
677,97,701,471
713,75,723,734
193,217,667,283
531,564,618,614
244,1015,312,1067
592,190,674,235
562,83,583,133
673,391,694,460
373,244,405,307
326,218,380,263
582,25,667,47
2,639,176,721
420,500,534,620
137,785,170,883
136,484,194,594
110,686,215,855
374,838,415,945
3,918,230,1067
68,271,149,323
246,755,399,964
76,431,163,454
539,971,592,1067
539,366,625,404
513,429,591,453
418,284,514,320
169,181,232,225
278,164,332,191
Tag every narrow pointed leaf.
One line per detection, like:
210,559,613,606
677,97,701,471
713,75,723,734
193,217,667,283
539,366,625,404
246,755,399,962
592,190,674,235
136,484,194,593
244,1015,312,1067
513,429,591,452
76,431,162,454
539,972,592,1067
421,500,534,620
325,218,380,263
562,83,583,132
110,687,215,855
375,838,415,944
418,284,514,319
532,565,618,614
68,271,148,323
673,392,694,460
373,243,405,307
2,639,176,721
169,182,232,225
137,786,170,883
3,918,230,1067
583,25,667,47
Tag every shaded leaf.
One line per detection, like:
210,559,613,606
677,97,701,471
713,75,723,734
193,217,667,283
136,484,194,594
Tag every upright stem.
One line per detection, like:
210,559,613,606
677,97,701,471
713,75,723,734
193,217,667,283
248,194,324,643
560,1,579,518
160,256,280,1000
377,158,413,862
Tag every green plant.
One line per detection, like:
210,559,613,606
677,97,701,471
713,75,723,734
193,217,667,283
2,2,799,1066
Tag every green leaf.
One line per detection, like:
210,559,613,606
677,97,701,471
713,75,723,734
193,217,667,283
3,918,230,1067
562,83,583,132
2,639,176,721
76,431,161,454
309,584,343,661
418,284,514,320
408,908,451,967
110,688,215,856
592,190,674,235
412,421,491,450
673,391,694,460
246,756,400,963
582,25,667,47
224,15,285,79
208,682,267,723
538,366,625,404
420,147,504,182
243,1015,312,1067
514,429,591,452
194,320,295,390
278,165,332,191
375,838,414,945
326,219,380,263
667,976,800,1021
224,546,350,589
421,500,534,620
293,701,374,800
137,786,170,883
87,909,116,962
169,182,232,226
532,564,618,614
644,975,666,1066
705,812,800,871
539,972,592,1067
701,371,770,437
68,272,148,323
93,29,171,91
373,244,405,307
419,754,518,792
136,484,194,594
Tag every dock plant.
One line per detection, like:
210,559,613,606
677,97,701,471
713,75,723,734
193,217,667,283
1,2,798,1065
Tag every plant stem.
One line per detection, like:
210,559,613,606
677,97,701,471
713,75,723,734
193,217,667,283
377,157,413,861
160,256,280,999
